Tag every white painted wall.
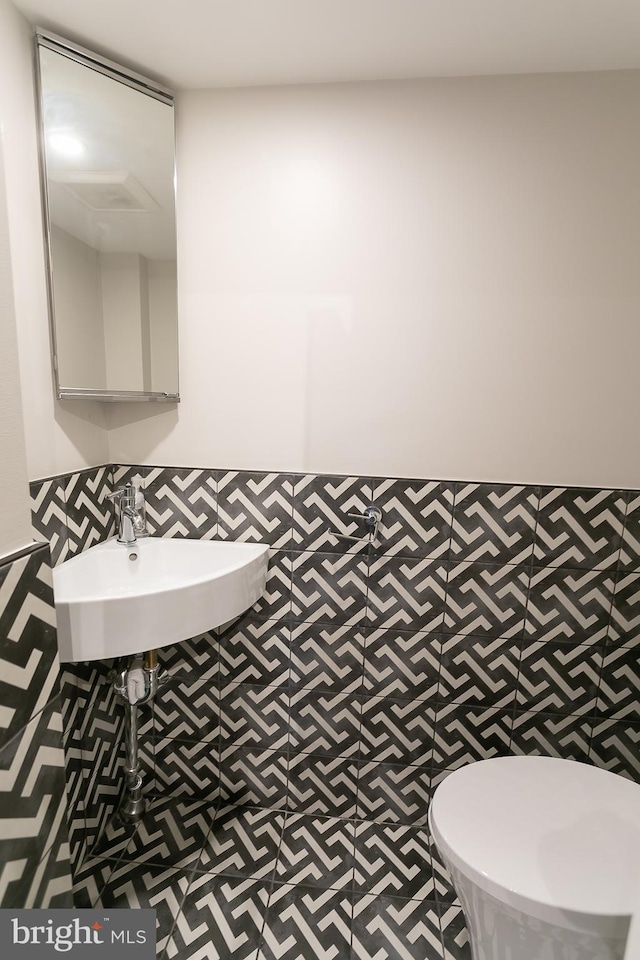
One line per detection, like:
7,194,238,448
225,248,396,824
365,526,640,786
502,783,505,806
108,71,640,487
0,0,109,482
0,142,35,557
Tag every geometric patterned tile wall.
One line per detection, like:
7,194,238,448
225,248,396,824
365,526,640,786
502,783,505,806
31,465,640,852
0,542,73,906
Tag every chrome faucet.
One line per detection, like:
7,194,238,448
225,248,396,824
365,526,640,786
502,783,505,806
108,483,148,546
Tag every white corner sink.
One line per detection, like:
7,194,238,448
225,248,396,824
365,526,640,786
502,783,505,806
52,537,269,663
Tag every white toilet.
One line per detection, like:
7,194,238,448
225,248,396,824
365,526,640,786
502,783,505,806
429,757,640,960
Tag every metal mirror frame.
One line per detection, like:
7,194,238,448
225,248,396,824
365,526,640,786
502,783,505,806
34,28,180,402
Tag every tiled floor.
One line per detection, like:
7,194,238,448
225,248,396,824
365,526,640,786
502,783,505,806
76,796,471,959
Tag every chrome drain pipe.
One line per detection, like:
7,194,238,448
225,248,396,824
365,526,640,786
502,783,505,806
112,649,165,823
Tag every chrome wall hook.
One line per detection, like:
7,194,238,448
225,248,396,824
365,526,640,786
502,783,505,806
330,505,383,544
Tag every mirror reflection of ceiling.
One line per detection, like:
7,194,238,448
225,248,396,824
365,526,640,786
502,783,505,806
41,47,175,260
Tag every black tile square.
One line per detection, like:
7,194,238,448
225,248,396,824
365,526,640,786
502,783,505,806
198,806,284,880
290,622,364,692
166,874,269,960
30,477,69,565
276,813,355,889
367,557,447,632
218,471,294,548
72,855,116,908
516,642,603,715
351,893,443,960
445,562,529,638
363,628,441,700
438,635,520,708
534,487,625,569
157,631,219,679
372,477,455,559
97,862,190,955
259,884,352,960
291,552,368,626
450,482,538,564
430,846,459,906
153,737,222,800
356,761,434,825
220,618,291,686
525,567,614,646
251,551,293,621
589,719,640,781
353,822,435,899
0,546,60,752
120,796,213,869
432,703,512,769
0,698,69,899
620,491,640,571
289,690,361,759
287,753,358,819
607,571,640,649
220,683,290,752
510,711,591,762
220,746,289,809
596,647,640,720
91,815,138,861
143,466,217,538
64,466,115,553
154,673,220,742
359,696,435,766
439,902,472,960
292,474,373,554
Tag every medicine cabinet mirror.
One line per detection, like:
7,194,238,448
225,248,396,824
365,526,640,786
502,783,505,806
35,30,179,401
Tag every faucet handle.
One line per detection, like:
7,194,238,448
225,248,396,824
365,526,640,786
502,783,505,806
108,483,135,506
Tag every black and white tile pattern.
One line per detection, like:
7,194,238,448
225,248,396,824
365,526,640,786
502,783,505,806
293,474,373,554
444,562,529,639
218,471,294,548
368,558,447,632
371,478,455,560
144,467,217,538
533,487,626,569
450,483,538,564
516,642,602,714
198,805,284,880
289,690,361,759
432,703,512,769
0,546,60,751
0,543,72,908
25,462,640,943
220,747,289,809
290,622,365,692
524,567,614,645
356,762,434,825
291,552,369,626
359,697,436,765
260,884,351,960
276,813,355,889
64,466,115,554
438,635,520,708
29,477,69,565
287,753,358,819
363,628,440,700
168,874,268,960
351,893,443,960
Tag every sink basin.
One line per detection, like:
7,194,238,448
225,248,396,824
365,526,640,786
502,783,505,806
52,537,269,662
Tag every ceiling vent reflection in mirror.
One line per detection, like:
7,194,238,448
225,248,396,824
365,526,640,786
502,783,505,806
35,29,180,402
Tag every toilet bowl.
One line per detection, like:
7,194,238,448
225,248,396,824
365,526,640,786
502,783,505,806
428,757,640,960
